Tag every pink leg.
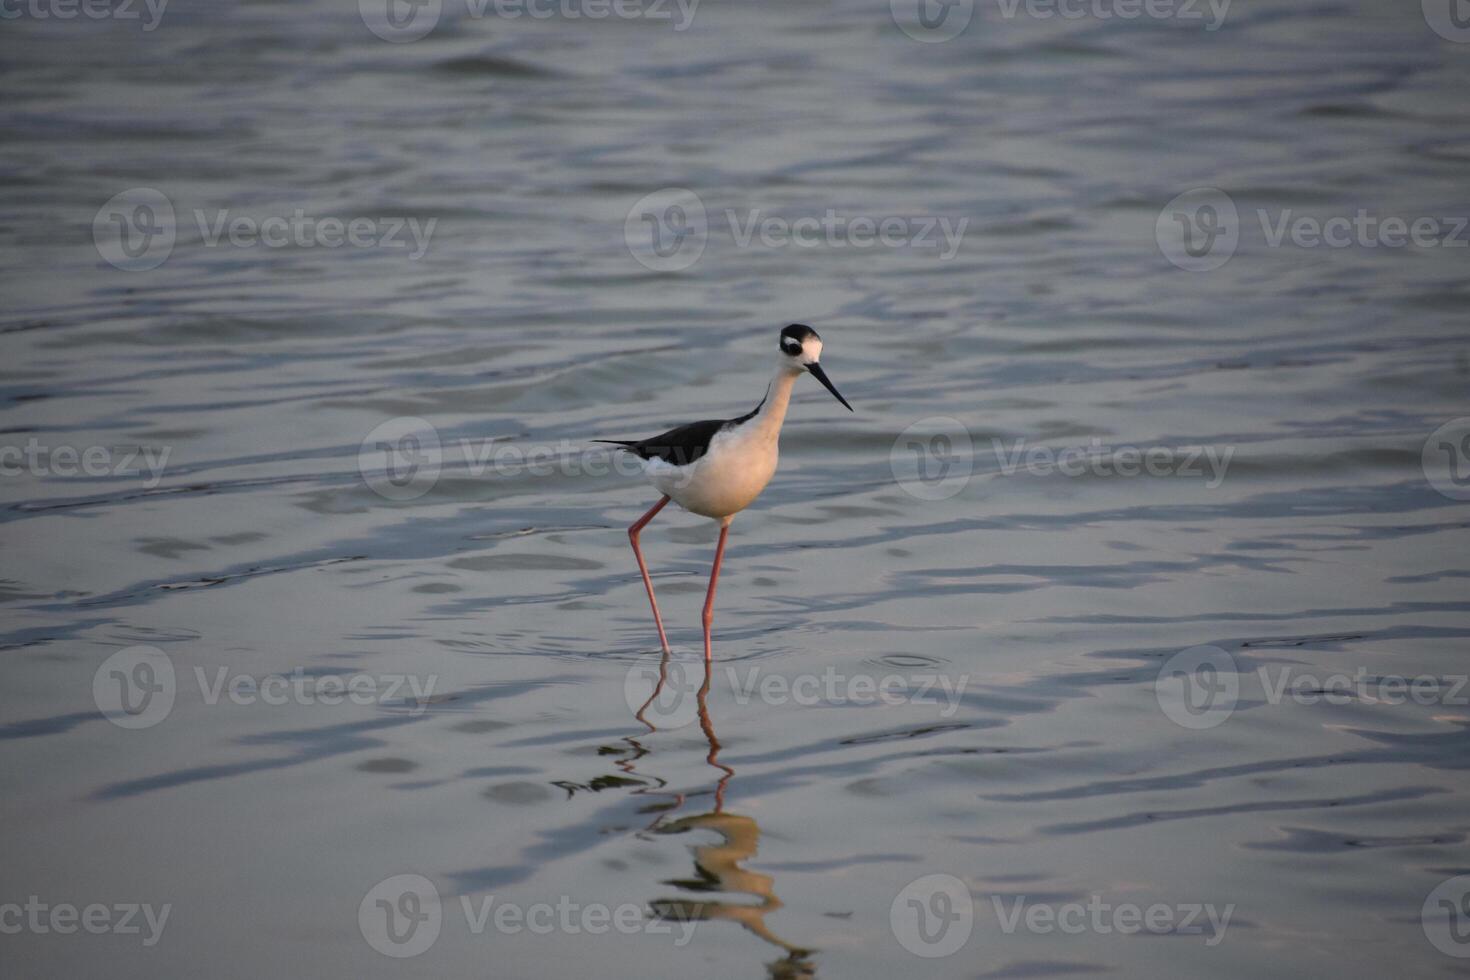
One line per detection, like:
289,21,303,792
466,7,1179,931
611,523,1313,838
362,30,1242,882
701,522,730,662
628,495,672,652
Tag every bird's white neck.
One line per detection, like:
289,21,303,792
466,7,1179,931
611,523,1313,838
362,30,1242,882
748,366,801,443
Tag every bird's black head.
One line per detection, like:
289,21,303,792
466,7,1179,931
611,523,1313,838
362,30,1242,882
777,323,852,411
779,323,820,357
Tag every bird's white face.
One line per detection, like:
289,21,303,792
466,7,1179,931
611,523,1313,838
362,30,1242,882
778,324,853,411
779,333,823,371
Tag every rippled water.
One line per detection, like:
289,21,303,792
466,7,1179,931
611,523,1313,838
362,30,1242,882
3,1,1470,976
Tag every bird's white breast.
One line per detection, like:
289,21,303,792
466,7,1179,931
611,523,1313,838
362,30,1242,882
645,420,779,520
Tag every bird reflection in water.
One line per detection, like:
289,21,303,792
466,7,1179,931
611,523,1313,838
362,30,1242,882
621,648,816,979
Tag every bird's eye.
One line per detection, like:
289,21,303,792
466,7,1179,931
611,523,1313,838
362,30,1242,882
781,341,801,355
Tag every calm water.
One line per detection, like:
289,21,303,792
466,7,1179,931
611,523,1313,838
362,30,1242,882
3,0,1470,976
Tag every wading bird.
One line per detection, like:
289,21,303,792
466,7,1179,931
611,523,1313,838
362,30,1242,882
597,324,853,660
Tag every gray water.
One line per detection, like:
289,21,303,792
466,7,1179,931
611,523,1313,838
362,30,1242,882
3,0,1470,977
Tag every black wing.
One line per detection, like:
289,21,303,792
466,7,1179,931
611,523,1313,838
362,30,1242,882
595,418,727,466
596,391,766,467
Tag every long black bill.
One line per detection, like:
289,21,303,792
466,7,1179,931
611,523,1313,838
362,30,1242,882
808,362,853,412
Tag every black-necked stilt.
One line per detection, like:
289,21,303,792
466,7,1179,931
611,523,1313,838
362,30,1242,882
597,324,853,660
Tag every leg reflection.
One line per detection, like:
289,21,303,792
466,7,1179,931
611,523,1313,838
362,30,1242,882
633,650,815,974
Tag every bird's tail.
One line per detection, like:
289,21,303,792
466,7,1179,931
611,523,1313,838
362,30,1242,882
592,440,636,448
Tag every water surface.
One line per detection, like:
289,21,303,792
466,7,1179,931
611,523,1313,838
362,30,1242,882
3,1,1470,976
